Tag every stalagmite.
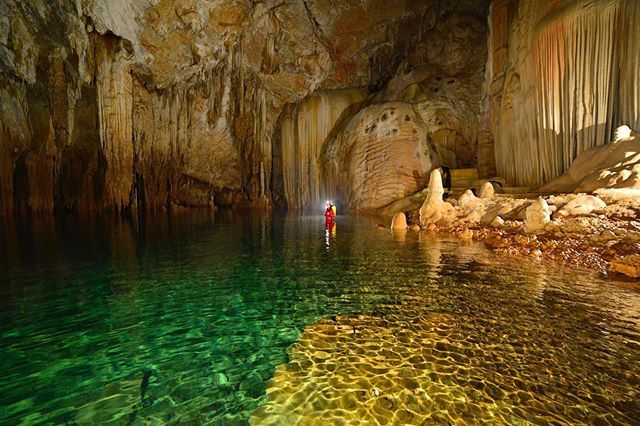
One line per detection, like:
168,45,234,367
479,181,494,198
391,212,408,230
419,169,457,228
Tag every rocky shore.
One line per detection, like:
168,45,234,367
386,128,640,280
389,185,639,279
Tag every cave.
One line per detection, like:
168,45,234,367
1,0,639,424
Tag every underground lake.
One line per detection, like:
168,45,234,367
1,211,639,424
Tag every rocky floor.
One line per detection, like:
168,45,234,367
444,216,640,280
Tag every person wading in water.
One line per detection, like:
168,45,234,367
324,201,336,224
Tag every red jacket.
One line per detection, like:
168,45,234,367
324,207,335,221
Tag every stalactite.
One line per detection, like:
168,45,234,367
618,1,640,132
484,0,640,187
278,89,367,210
95,34,134,212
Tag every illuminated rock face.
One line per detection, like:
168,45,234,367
0,0,490,214
321,103,443,212
480,0,640,186
419,169,457,227
4,0,638,214
277,89,367,210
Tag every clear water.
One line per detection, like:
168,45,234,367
0,211,639,425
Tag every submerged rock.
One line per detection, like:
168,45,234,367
213,372,229,386
610,255,640,278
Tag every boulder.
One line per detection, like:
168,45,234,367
540,126,640,193
479,181,495,198
555,194,606,217
610,255,640,278
491,216,505,227
321,103,442,211
458,189,482,210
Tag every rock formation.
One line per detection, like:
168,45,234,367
277,89,367,210
391,212,408,230
418,169,456,227
321,103,443,211
480,0,640,185
2,0,640,215
524,198,551,233
555,195,606,218
479,181,495,198
540,126,640,193
0,0,491,215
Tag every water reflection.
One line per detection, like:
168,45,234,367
325,220,336,250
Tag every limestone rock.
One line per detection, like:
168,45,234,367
1,0,490,214
555,195,607,218
479,181,494,198
456,189,529,225
278,89,367,210
524,198,551,233
491,216,505,227
610,255,640,278
458,190,482,210
391,212,408,230
480,2,640,186
419,169,456,228
321,103,442,211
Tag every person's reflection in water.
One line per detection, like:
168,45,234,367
325,220,336,250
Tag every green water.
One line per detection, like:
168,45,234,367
0,211,639,425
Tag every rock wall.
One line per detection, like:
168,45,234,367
540,126,640,193
278,11,489,212
481,0,640,186
320,103,442,212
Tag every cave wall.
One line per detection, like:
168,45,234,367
278,11,489,212
278,89,367,210
480,0,640,187
3,0,639,214
1,0,493,215
320,102,444,212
